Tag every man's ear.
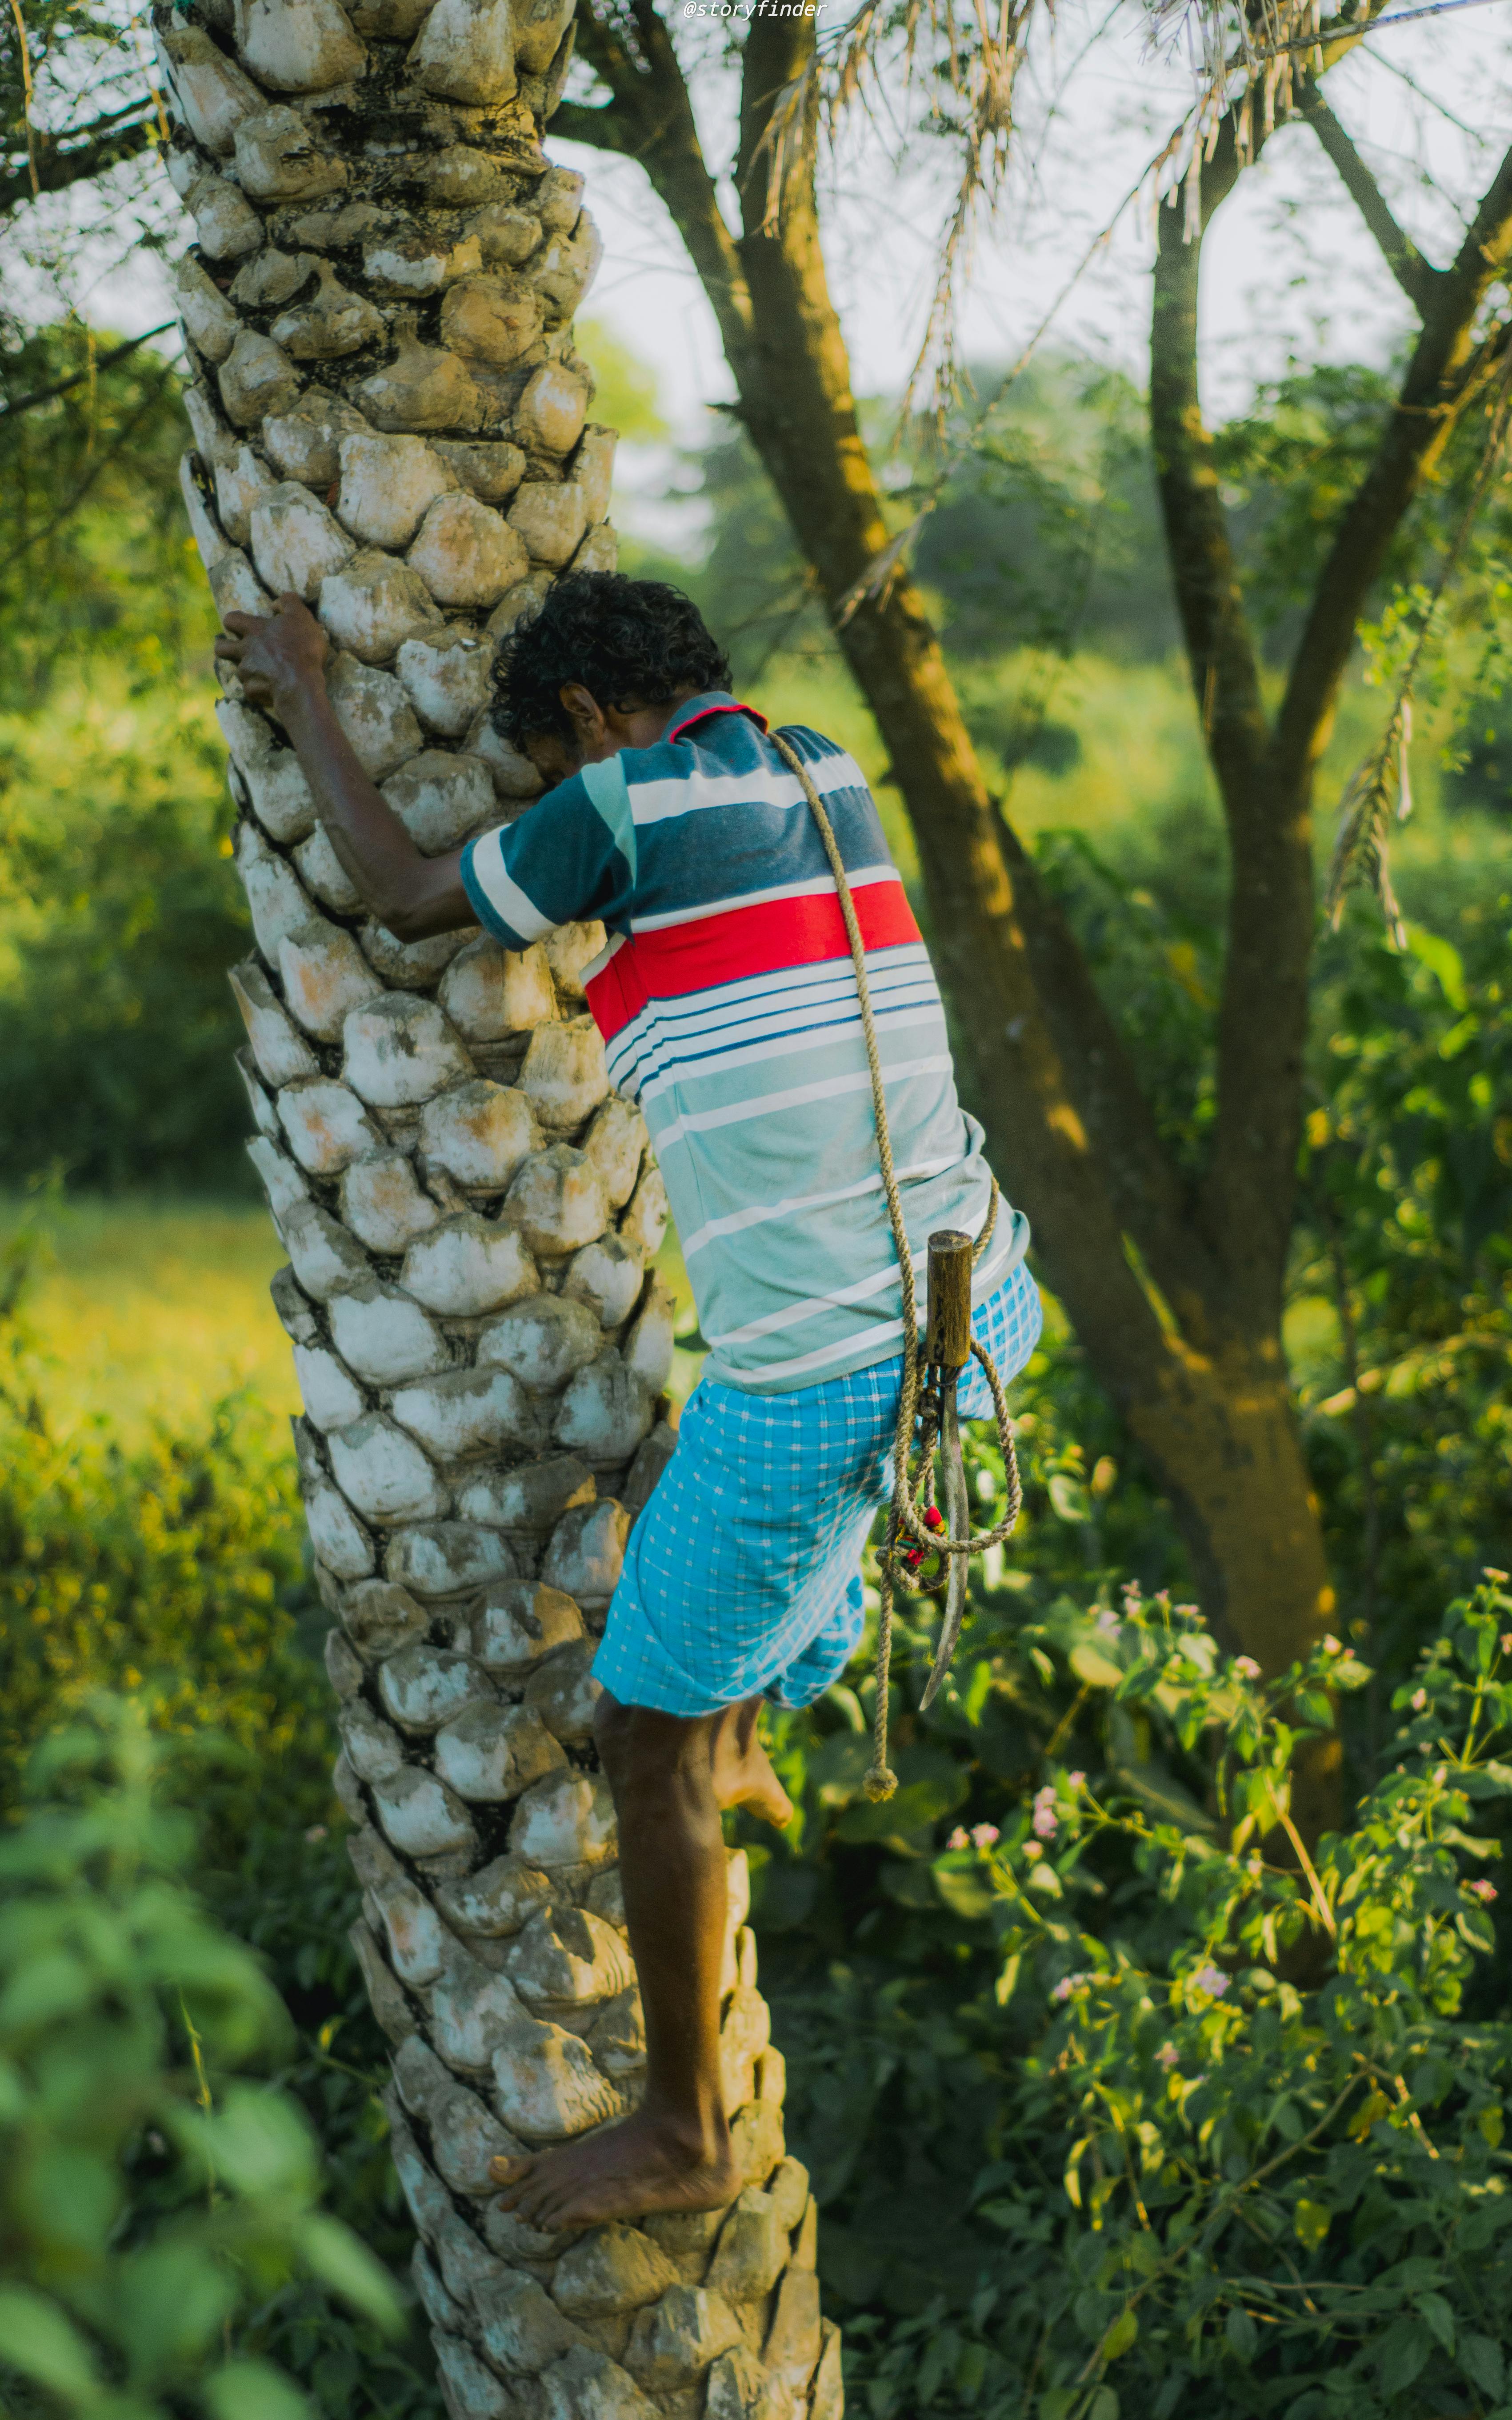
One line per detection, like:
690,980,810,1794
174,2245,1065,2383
560,682,608,757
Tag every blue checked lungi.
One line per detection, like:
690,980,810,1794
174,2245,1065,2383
592,1261,1042,1716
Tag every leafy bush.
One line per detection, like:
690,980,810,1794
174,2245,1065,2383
769,1579,1512,2418
0,1316,436,2417
0,1696,399,2420
0,682,251,1193
0,1279,322,1836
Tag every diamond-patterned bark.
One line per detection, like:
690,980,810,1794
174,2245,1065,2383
159,0,838,2408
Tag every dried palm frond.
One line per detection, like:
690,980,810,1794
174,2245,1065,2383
747,0,1039,421
1327,339,1512,939
1325,696,1412,944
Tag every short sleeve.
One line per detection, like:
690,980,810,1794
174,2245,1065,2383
460,759,635,949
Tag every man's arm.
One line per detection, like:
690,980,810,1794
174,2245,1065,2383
215,594,474,942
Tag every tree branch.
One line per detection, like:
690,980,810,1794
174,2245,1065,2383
1301,93,1443,315
0,320,175,424
0,107,156,216
1150,125,1312,1333
548,97,632,153
1276,138,1512,796
1150,142,1271,824
572,0,755,363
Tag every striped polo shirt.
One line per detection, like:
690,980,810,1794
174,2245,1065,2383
460,691,1028,1394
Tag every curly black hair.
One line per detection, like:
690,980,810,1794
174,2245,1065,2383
491,571,732,750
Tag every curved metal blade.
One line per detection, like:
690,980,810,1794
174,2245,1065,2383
920,1381,970,1710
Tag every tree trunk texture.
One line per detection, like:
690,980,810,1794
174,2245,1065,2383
157,4,838,2414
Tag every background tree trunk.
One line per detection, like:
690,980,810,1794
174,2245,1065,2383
557,3,1512,1731
157,4,837,2412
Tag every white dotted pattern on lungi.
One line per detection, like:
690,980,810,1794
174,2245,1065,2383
593,1263,1043,1716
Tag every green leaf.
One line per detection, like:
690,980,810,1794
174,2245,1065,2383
1408,925,1467,1010
1224,2306,1257,2360
1294,2199,1331,2251
1458,2332,1504,2399
1047,1471,1092,1524
932,1864,995,1922
204,2360,314,2420
119,2241,236,2376
0,2287,102,2399
1415,2292,1455,2354
1086,2389,1119,2420
197,2084,316,2197
1101,2311,1138,2361
297,2215,403,2330
1070,1641,1124,1689
1373,2317,1433,2389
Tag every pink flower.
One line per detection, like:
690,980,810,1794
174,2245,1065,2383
1032,1785,1059,1840
1155,2043,1179,2069
1500,1632,1512,1653
1096,1609,1121,1637
1485,1568,1509,1585
1469,1879,1498,1904
1410,1689,1428,1712
304,1824,328,1844
971,1823,1000,1849
1322,1635,1342,1656
1068,1771,1087,1791
1052,1972,1091,2004
1192,1964,1228,1999
946,1828,969,1851
1234,1656,1261,1681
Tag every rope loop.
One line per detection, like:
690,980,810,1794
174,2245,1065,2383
770,731,1025,1800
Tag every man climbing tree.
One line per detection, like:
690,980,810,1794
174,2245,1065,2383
217,564,1043,2229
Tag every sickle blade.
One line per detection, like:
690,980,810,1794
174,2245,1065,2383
920,1382,970,1710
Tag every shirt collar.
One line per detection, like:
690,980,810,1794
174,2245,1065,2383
662,690,769,744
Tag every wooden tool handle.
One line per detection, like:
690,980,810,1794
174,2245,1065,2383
926,1228,973,1372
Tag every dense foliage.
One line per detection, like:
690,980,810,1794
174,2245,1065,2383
0,1310,435,2419
785,1581,1512,2420
0,1696,400,2420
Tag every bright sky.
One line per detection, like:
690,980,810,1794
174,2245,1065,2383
63,1,1512,494
551,2,1507,435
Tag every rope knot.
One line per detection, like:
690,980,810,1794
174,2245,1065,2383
862,1763,898,1803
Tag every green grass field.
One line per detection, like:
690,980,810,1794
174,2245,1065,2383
1,1192,707,1445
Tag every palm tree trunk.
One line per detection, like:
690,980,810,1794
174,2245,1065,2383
159,4,839,2409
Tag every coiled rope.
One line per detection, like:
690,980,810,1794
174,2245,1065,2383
769,731,1024,1801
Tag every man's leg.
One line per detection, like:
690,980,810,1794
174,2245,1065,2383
489,1691,791,2231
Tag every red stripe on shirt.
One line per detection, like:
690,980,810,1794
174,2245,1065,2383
585,880,921,1043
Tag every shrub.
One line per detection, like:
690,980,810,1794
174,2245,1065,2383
0,1337,326,1844
0,1697,400,2420
781,1578,1512,2418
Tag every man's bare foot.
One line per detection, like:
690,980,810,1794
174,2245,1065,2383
488,2110,740,2231
711,1699,794,1828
